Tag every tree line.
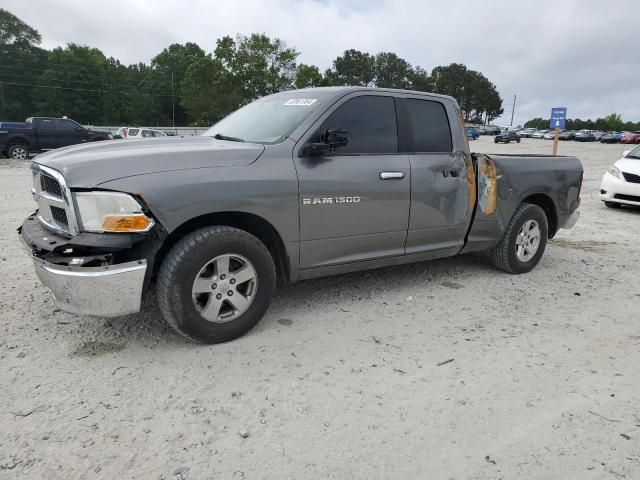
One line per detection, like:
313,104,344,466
0,8,505,127
524,113,640,132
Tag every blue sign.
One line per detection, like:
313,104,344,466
550,107,567,129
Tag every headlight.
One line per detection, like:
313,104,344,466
74,192,154,233
608,165,623,180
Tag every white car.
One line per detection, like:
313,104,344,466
532,130,549,139
600,145,640,208
518,128,537,138
542,131,557,140
115,127,167,139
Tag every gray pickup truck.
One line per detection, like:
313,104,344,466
19,87,583,343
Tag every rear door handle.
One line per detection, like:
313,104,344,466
379,171,405,180
443,162,466,178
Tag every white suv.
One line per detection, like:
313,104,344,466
115,127,167,140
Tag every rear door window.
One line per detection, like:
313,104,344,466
37,118,56,130
402,99,452,153
55,119,77,130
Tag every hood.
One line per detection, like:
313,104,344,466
616,157,640,175
35,136,265,187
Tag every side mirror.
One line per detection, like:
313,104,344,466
623,150,630,157
75,126,85,132
324,128,349,149
301,128,350,157
303,142,330,156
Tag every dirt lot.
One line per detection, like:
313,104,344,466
1,137,639,479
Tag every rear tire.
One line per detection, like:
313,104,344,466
157,226,276,343
8,144,29,160
489,203,548,274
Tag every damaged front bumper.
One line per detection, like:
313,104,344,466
19,214,159,317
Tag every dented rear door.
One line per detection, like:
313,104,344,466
398,96,475,254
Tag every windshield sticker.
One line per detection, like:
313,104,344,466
284,98,317,106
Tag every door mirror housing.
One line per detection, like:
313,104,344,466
324,128,349,148
75,126,85,132
303,142,330,156
622,150,630,157
302,129,350,157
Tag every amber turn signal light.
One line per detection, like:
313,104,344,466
101,214,153,232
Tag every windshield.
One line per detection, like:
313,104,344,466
203,91,332,144
627,145,640,159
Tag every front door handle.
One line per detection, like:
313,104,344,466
379,171,405,180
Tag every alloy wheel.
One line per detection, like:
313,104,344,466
191,254,258,323
515,219,541,262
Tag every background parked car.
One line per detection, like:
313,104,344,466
466,128,480,140
575,130,596,142
518,128,537,138
483,125,501,135
114,127,168,139
543,130,558,140
494,130,521,143
600,132,623,143
592,131,605,141
532,129,550,139
621,131,640,144
559,130,576,140
600,144,640,208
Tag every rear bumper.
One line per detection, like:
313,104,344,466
19,215,151,317
561,209,580,229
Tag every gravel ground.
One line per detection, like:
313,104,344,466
1,137,639,479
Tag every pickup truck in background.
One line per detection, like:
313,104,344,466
19,87,583,343
0,117,112,160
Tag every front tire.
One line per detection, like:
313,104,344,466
605,201,621,208
8,144,29,160
489,203,548,274
157,226,276,343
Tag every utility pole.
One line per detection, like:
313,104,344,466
510,94,516,126
171,71,175,132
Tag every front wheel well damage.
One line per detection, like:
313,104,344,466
153,212,290,284
521,193,558,238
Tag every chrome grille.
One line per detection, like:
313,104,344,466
50,206,68,226
40,174,63,197
31,163,79,236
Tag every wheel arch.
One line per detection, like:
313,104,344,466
8,134,32,147
521,193,558,238
154,211,291,284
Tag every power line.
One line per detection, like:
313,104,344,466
0,71,148,89
0,63,153,84
0,79,223,103
0,60,176,78
0,80,176,98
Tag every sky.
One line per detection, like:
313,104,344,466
5,0,639,126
